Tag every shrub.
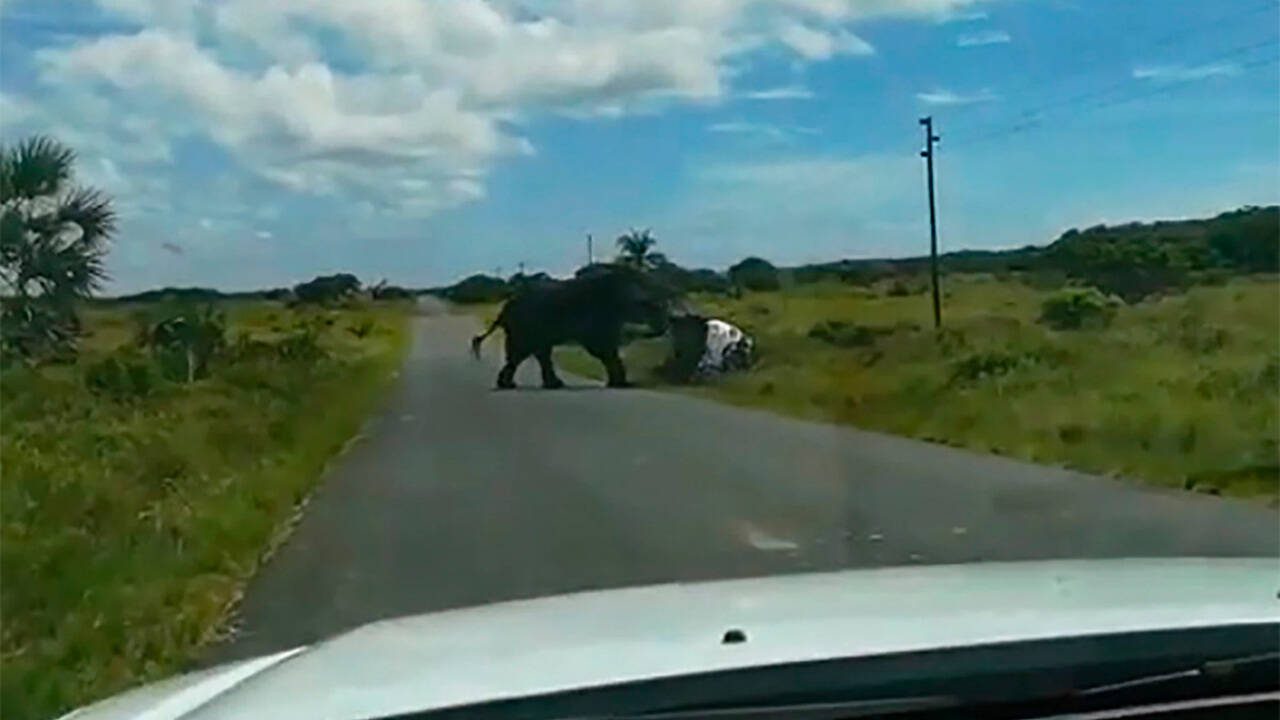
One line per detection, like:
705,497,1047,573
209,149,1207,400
807,321,886,348
276,320,326,362
227,334,279,363
950,348,1063,384
137,304,227,382
1022,270,1068,290
1038,287,1120,330
83,351,159,400
445,274,510,304
1176,322,1229,354
293,273,361,305
728,257,780,292
1,299,81,365
950,351,1029,382
1088,266,1188,302
348,319,377,339
935,327,969,357
1193,269,1232,286
887,280,912,297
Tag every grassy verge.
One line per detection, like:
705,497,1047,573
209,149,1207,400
519,276,1278,500
1,300,409,720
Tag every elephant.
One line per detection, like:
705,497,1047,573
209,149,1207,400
471,264,672,389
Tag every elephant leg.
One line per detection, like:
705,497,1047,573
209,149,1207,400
535,347,565,389
496,337,529,390
587,345,630,388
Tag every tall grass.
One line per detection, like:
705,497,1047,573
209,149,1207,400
554,276,1279,499
1,301,409,720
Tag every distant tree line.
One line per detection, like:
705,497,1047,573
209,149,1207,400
111,275,419,306
94,205,1280,316
1044,206,1278,301
435,206,1277,305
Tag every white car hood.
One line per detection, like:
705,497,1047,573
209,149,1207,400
61,558,1280,720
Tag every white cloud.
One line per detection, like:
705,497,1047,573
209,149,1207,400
778,21,874,60
708,121,787,139
741,84,815,100
1133,63,1240,82
707,120,822,140
956,29,1010,47
256,230,273,239
0,92,38,130
36,30,526,214
199,217,214,229
916,88,998,105
938,9,989,23
11,0,993,235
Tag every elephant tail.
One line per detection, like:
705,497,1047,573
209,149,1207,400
471,314,503,359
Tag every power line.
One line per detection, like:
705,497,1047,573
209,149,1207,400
948,38,1280,149
941,0,1280,123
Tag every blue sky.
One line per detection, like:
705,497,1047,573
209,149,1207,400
2,0,1277,293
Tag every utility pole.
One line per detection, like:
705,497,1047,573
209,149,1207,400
518,261,526,276
587,233,594,265
919,116,942,329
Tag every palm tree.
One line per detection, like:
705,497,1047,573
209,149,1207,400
616,228,657,270
1,135,116,361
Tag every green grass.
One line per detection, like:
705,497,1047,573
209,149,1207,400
546,275,1279,500
1,300,410,720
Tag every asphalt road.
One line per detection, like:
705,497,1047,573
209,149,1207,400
211,302,1279,663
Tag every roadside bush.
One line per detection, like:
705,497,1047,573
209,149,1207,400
1022,270,1068,290
808,321,890,348
1038,287,1120,330
950,347,1064,384
951,351,1028,382
1194,359,1278,400
1193,269,1232,286
348,318,376,339
1175,319,1230,354
276,320,327,362
83,351,159,400
1088,266,1188,303
137,304,227,382
728,257,780,292
887,280,912,297
934,327,970,357
1,299,82,365
227,333,279,363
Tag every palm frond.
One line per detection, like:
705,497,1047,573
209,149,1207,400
1,135,76,202
56,186,117,248
19,232,107,299
0,207,27,268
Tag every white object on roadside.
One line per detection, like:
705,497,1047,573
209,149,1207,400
698,319,754,374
